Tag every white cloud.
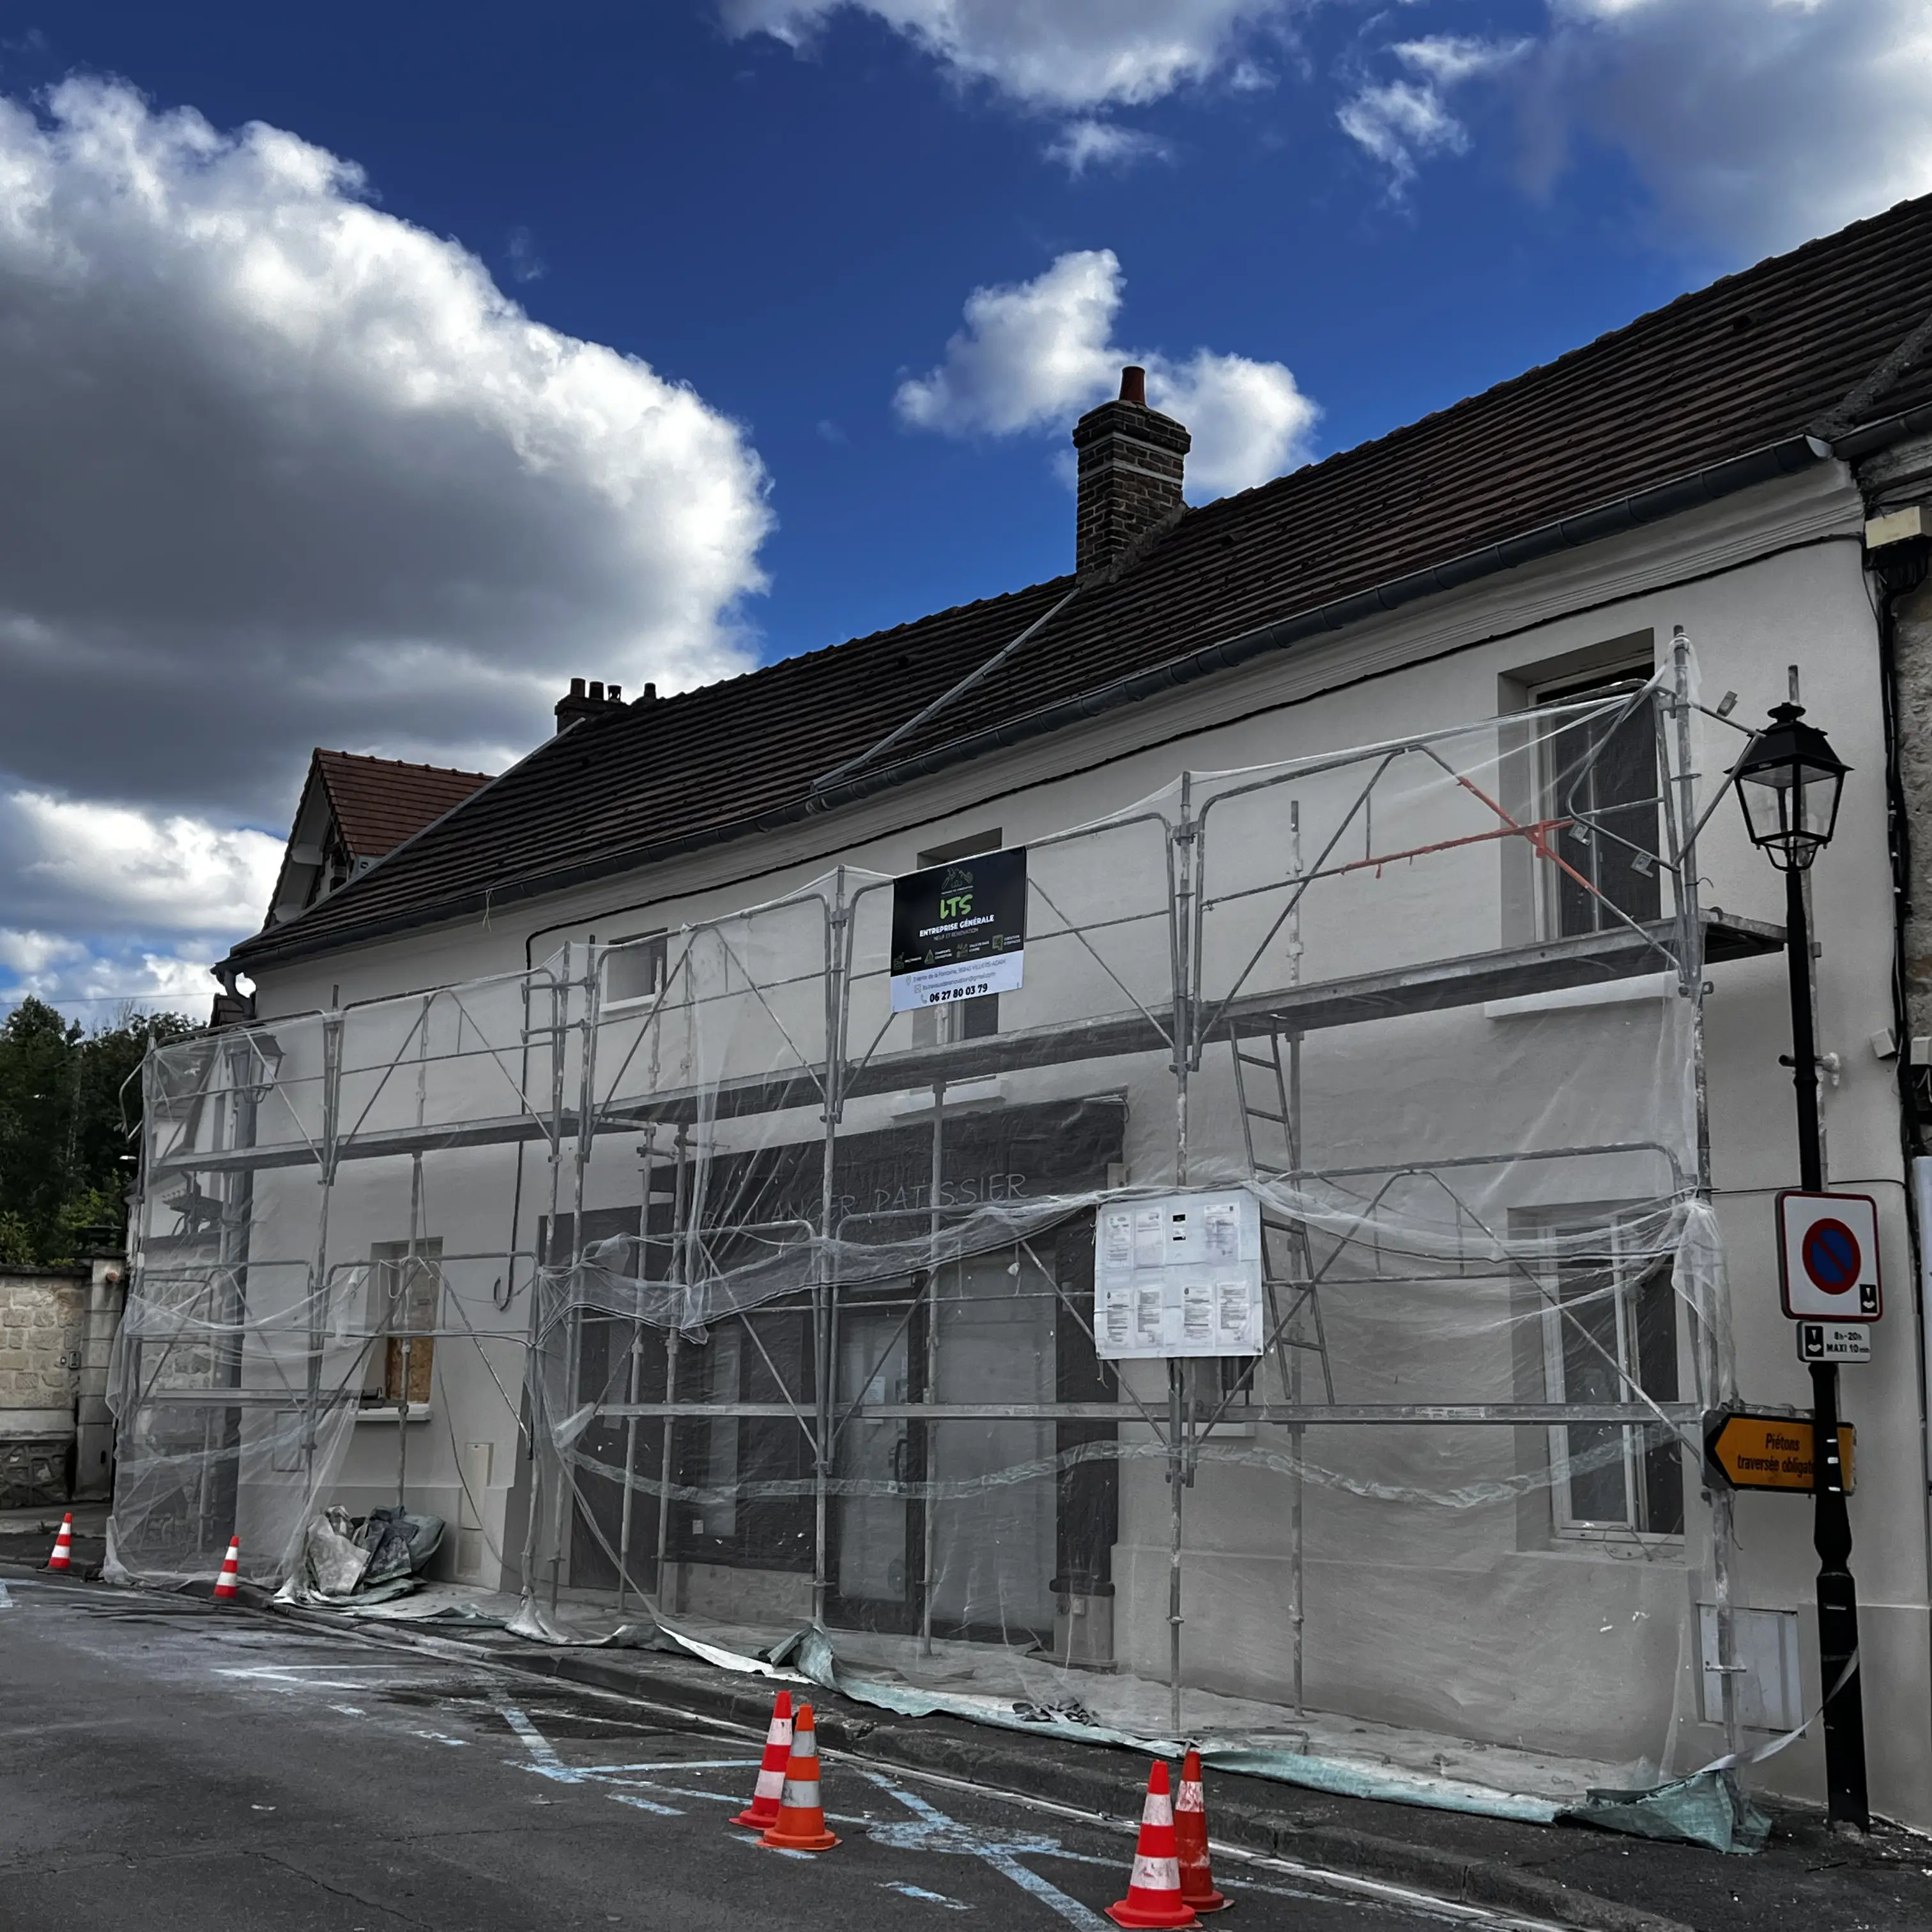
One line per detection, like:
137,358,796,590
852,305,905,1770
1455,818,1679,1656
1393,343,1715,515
896,249,1318,497
896,250,1122,436
1533,0,1932,252
1146,351,1321,498
1337,80,1467,188
4,792,284,935
1342,4,1932,253
721,0,1283,107
0,79,774,1016
0,930,86,976
0,79,771,819
1338,38,1526,191
0,935,223,1016
1045,118,1176,176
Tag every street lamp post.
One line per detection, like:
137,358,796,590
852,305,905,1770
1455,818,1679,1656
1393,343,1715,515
1731,700,1867,1829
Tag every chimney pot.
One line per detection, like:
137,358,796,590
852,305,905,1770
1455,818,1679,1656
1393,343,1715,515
642,682,657,703
555,674,625,734
1119,365,1147,406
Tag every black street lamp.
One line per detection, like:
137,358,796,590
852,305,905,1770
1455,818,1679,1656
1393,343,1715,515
1731,700,1866,1828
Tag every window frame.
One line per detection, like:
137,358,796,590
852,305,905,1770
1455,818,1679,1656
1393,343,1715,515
1528,665,1665,943
363,1236,443,1411
1524,1207,1685,1545
601,930,670,1012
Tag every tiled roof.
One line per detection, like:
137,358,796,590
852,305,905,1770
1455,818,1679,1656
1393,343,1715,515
233,192,1932,969
313,750,495,861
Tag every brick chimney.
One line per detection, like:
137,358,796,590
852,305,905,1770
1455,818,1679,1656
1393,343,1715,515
1071,365,1190,578
553,677,634,733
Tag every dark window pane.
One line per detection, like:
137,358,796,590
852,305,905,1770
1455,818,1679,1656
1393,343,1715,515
1545,681,1661,937
1634,1262,1684,1535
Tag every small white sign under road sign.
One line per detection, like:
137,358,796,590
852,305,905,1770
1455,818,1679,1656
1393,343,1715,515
1797,1322,1873,1364
1777,1190,1882,1322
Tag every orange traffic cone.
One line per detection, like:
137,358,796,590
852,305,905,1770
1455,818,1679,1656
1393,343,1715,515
759,1701,838,1852
45,1513,73,1572
1175,1749,1228,1913
211,1535,241,1601
1107,1760,1199,1929
732,1689,794,1830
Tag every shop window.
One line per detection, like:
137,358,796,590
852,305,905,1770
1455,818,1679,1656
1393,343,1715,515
911,830,1002,1046
1531,1213,1683,1540
365,1238,441,1407
1535,670,1662,938
671,1303,816,1570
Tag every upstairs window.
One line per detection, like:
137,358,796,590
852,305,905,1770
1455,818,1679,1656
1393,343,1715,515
1536,671,1662,938
604,932,668,1009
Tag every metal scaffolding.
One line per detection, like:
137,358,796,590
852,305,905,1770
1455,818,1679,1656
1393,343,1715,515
114,640,1768,1787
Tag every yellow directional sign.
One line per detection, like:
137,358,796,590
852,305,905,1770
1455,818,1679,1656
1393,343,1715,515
1705,1411,1855,1494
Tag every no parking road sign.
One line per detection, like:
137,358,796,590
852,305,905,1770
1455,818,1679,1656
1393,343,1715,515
1777,1190,1882,1322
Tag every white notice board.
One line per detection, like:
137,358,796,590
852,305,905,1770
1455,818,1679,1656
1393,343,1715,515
1094,1189,1265,1359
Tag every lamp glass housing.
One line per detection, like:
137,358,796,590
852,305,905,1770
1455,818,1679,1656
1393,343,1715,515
1732,703,1848,871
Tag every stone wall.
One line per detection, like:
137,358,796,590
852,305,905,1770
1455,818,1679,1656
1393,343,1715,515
1892,570,1932,1054
0,1264,90,1508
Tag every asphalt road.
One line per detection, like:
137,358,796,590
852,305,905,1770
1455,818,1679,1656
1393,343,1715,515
0,1573,1551,1932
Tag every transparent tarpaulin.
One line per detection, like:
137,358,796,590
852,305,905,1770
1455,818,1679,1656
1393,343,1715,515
110,652,1774,1834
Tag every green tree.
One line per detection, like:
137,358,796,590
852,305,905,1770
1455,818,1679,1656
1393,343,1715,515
0,997,196,1264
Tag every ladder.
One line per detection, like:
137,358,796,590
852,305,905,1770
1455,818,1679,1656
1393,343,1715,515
1228,1022,1335,1406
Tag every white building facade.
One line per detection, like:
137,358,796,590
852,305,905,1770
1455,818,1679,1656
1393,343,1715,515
114,201,1932,1832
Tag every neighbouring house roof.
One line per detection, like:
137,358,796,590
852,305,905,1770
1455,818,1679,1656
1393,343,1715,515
310,749,497,859
262,749,495,929
231,191,1932,972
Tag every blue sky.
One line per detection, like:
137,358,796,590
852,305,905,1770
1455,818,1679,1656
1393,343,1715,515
1,2,1928,1015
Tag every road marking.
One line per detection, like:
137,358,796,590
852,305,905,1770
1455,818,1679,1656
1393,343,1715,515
0,1581,12,1610
858,1769,1106,1931
843,1751,1573,1929
608,1791,683,1817
497,1705,696,1815
883,1882,972,1910
499,1705,579,1779
215,1666,411,1692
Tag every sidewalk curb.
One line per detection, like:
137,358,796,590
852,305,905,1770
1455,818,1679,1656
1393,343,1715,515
482,1642,1692,1932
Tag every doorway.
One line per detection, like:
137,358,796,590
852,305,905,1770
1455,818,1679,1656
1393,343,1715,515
827,1296,921,1631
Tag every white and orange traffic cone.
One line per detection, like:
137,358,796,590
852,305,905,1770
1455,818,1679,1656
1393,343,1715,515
733,1689,795,1830
1107,1760,1199,1929
211,1535,241,1602
759,1701,838,1852
1175,1749,1228,1914
45,1513,73,1572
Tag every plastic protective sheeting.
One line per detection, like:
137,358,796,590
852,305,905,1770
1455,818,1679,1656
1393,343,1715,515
1563,1770,1772,1855
110,667,1769,1829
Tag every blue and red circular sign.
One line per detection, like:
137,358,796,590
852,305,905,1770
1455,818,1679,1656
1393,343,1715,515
1802,1218,1862,1296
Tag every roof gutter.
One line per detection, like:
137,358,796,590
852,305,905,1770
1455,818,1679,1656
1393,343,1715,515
227,430,1837,976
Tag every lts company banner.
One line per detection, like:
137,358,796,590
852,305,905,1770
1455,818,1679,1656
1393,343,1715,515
889,847,1027,1013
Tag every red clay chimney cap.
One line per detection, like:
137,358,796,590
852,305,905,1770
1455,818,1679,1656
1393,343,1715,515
1119,365,1147,406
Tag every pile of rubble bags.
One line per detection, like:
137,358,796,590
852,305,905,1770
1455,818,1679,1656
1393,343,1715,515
275,1506,445,1607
